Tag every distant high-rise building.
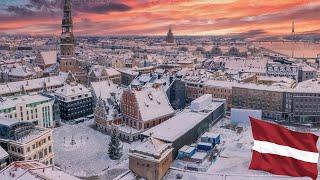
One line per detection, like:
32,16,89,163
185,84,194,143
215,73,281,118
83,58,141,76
59,0,84,81
165,27,174,43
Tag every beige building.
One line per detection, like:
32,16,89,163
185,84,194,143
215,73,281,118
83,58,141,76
232,86,286,120
129,138,173,180
0,118,54,166
203,80,234,109
185,78,234,109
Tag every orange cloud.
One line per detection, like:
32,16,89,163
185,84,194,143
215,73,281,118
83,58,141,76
0,0,319,36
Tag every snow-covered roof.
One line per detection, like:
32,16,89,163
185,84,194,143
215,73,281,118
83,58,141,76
143,111,206,142
202,132,220,139
89,65,120,78
294,79,320,93
179,145,195,154
40,51,57,65
91,80,121,100
4,65,33,77
133,86,174,121
0,94,52,110
131,137,169,157
55,83,91,99
0,161,79,180
0,75,66,96
143,101,223,142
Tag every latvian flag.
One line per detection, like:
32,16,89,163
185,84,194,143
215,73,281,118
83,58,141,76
249,117,319,180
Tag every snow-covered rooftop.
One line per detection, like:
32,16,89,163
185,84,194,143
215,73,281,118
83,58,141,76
89,65,121,78
55,83,91,99
91,80,120,100
0,161,79,180
130,137,170,158
0,94,52,110
133,86,174,122
0,75,66,96
143,101,223,142
40,51,57,65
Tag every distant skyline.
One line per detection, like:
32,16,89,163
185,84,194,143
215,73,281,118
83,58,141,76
0,0,320,36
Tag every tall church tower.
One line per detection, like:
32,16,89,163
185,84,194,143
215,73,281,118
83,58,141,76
59,0,77,73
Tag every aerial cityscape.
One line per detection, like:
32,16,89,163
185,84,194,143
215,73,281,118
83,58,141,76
0,0,320,180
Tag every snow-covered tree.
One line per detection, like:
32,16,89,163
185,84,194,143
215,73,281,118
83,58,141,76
108,130,122,160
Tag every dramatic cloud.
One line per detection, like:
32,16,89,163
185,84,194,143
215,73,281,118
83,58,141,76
0,0,319,36
1,0,131,19
75,2,131,14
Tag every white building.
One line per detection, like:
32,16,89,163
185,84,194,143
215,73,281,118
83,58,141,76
0,94,55,128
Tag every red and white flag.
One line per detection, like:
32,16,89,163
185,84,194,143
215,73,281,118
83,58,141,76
249,117,319,180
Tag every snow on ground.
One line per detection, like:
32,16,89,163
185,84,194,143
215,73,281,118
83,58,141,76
164,168,309,180
207,117,257,175
53,120,136,178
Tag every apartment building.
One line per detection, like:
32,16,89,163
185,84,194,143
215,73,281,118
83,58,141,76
184,77,234,109
232,85,287,120
0,118,54,166
0,94,55,128
54,82,93,121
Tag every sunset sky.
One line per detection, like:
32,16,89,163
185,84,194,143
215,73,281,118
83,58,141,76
0,0,320,36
